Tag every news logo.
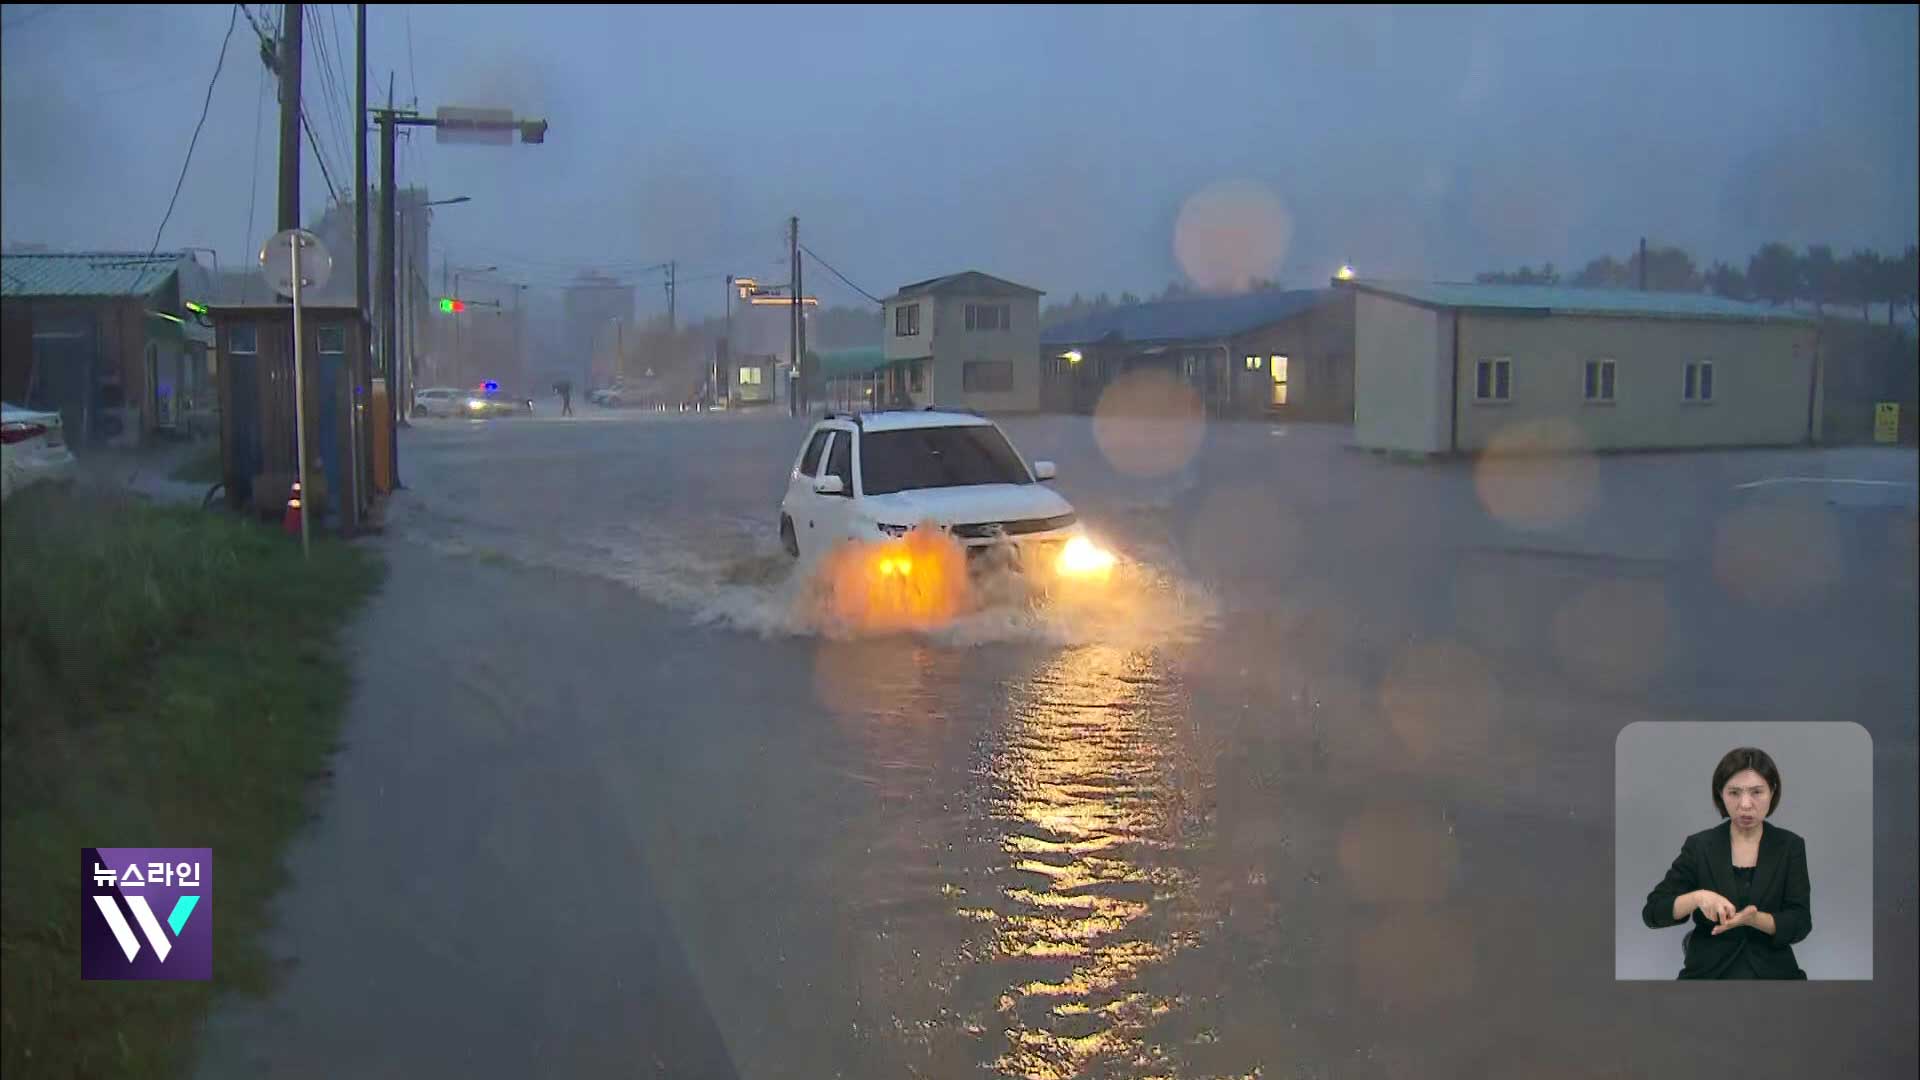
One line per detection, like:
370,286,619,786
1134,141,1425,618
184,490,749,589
81,848,211,981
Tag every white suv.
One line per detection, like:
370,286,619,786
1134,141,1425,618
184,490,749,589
779,410,1085,567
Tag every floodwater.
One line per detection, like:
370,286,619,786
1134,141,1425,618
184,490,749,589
198,409,1918,1079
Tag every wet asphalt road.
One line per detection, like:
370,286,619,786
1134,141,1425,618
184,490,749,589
197,409,1918,1079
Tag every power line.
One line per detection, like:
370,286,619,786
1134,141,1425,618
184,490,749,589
150,4,238,255
239,55,267,295
799,243,883,305
304,5,352,191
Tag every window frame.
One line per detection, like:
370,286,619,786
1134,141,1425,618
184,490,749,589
1683,360,1715,404
798,429,832,477
1473,357,1513,404
228,324,258,355
962,359,1015,393
894,302,921,337
1584,357,1616,404
823,430,855,497
1244,354,1262,372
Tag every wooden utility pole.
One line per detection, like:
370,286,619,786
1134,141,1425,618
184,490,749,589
352,3,368,520
378,74,400,486
794,220,807,415
666,260,676,334
277,5,303,232
788,216,799,417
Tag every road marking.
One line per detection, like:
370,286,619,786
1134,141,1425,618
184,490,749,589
1733,476,1916,491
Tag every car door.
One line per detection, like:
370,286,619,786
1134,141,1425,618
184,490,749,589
785,426,834,554
814,428,859,548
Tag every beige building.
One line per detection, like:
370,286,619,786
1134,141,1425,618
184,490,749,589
1347,280,1821,454
883,271,1043,412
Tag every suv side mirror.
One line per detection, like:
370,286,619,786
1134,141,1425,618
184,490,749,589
1032,460,1057,481
813,475,846,496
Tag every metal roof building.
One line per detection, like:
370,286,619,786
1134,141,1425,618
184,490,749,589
1344,279,1823,454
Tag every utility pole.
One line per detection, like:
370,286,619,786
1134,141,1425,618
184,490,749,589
351,2,368,524
666,260,676,334
1638,236,1648,291
789,216,799,417
277,5,303,232
794,220,807,415
378,73,400,487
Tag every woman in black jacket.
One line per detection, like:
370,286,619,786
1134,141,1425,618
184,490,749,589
1641,746,1812,979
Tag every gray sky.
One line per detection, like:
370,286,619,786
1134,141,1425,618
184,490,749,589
3,4,1915,321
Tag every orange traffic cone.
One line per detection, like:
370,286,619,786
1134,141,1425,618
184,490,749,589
283,481,303,537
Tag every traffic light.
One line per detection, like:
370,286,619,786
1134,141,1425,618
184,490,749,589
439,298,466,313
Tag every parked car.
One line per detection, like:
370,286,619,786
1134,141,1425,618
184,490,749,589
588,385,626,408
1,402,78,501
458,388,535,418
413,387,468,417
777,409,1116,578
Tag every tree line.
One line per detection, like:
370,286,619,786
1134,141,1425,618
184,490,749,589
1477,242,1919,325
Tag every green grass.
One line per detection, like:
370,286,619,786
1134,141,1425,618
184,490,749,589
1,486,383,1078
166,446,222,485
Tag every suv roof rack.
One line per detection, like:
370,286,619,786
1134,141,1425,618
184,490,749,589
823,410,864,427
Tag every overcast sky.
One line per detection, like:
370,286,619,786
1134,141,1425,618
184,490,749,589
3,4,1915,320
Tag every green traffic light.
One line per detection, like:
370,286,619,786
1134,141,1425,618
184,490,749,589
439,298,455,313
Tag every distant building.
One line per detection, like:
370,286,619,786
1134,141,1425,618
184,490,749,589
882,271,1044,412
564,272,634,390
1344,279,1821,453
1039,289,1354,420
1,251,204,446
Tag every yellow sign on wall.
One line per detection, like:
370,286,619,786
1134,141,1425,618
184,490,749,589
1873,402,1900,444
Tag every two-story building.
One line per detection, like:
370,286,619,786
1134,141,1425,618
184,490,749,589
882,271,1044,413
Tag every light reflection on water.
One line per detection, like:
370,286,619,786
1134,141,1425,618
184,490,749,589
966,645,1208,1080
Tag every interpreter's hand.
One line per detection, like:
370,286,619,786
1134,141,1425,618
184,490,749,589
1692,890,1738,925
1711,905,1761,935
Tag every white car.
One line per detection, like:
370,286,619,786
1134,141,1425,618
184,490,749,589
779,409,1113,576
1,402,77,501
413,387,466,417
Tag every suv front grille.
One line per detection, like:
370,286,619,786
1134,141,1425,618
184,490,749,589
951,512,1077,540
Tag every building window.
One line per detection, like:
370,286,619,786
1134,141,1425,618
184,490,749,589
1474,357,1512,402
965,303,1009,332
1584,358,1615,403
1271,355,1289,406
1684,360,1714,403
963,360,1014,393
1244,354,1262,372
229,324,258,354
318,325,346,354
894,303,920,337
738,366,763,386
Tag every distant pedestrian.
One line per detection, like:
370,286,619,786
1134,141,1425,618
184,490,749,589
554,379,574,416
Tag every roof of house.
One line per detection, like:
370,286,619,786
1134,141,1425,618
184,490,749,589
1,251,187,300
1346,279,1816,324
1039,288,1340,347
886,270,1043,303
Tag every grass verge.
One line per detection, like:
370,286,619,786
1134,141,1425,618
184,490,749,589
1,485,383,1078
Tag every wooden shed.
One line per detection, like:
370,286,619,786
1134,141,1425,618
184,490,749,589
207,304,371,532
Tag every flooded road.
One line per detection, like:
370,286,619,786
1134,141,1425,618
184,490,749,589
199,411,1917,1079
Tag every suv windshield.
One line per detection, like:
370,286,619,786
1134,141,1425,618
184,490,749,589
859,426,1033,496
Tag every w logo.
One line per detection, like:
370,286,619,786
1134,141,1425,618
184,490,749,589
90,894,201,962
81,847,212,981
